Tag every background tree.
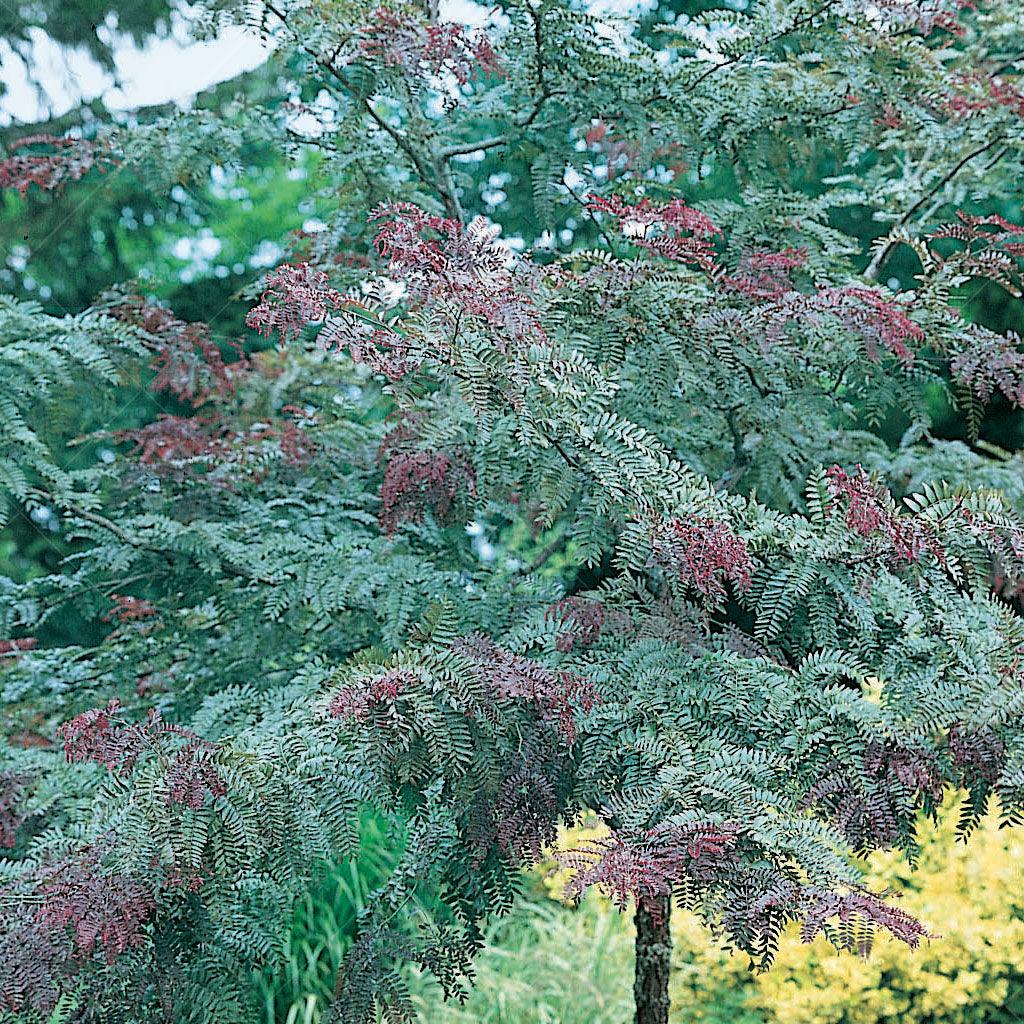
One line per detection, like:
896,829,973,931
1,2,1024,1023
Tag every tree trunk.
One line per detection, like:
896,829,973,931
634,896,672,1024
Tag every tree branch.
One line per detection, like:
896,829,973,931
685,0,840,92
438,134,511,159
58,500,277,586
864,136,1004,281
263,0,461,219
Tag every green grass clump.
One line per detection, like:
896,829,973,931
253,813,401,1024
409,896,633,1024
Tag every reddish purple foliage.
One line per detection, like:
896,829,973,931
802,888,928,948
757,286,923,365
986,75,1024,118
948,723,1005,787
827,466,885,536
247,263,346,342
0,134,117,196
546,597,631,652
934,210,1024,240
57,700,159,775
453,634,599,745
35,852,156,962
329,668,419,723
358,7,504,84
561,822,738,920
926,211,1024,296
721,248,808,300
751,879,929,950
118,414,227,469
247,262,417,379
323,317,421,381
0,906,73,1013
562,832,678,917
588,194,721,270
651,516,753,600
802,764,899,848
251,207,548,364
0,637,37,657
805,742,941,850
120,412,316,480
57,702,224,808
875,103,904,129
950,330,1024,407
164,746,227,809
371,202,546,347
463,730,568,869
864,740,942,799
112,297,246,406
378,449,476,535
825,465,943,564
0,772,26,849
815,287,922,366
278,406,320,466
946,72,1024,120
103,594,159,625
491,764,559,863
547,597,606,652
2,822,220,1010
372,203,453,274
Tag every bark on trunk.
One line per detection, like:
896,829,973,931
634,896,672,1024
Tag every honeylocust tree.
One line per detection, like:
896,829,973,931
2,1,1024,1022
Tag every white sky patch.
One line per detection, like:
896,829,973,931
585,0,650,15
440,0,511,30
286,108,327,139
681,19,748,65
591,17,640,58
249,239,285,269
564,166,587,191
1,24,270,125
362,276,408,306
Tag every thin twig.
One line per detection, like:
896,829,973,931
864,136,1004,281
686,0,840,93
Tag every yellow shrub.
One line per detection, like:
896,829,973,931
536,811,610,903
669,794,1024,1024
